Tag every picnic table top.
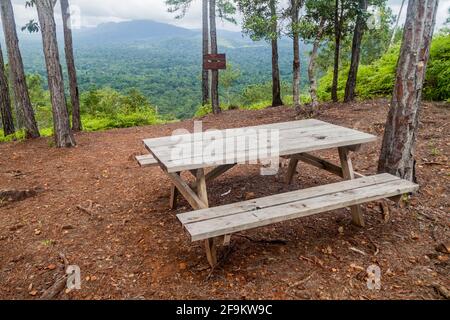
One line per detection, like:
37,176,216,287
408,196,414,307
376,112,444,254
144,119,378,173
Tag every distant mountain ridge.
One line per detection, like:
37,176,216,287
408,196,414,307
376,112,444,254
3,19,272,47
73,20,198,43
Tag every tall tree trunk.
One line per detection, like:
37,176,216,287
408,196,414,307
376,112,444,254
202,0,210,106
209,0,220,114
0,0,39,138
36,0,75,148
332,0,341,102
0,45,15,136
291,0,301,109
308,20,325,111
344,0,368,103
270,0,283,107
378,0,439,182
60,0,81,132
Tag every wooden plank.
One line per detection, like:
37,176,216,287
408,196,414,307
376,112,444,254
339,147,365,227
167,173,207,210
204,61,227,70
204,54,226,70
293,153,343,177
191,164,236,189
135,154,159,168
144,119,327,149
163,132,377,173
183,178,419,241
150,123,369,161
154,126,376,164
178,174,399,225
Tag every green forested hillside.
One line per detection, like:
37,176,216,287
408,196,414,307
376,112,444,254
14,21,309,119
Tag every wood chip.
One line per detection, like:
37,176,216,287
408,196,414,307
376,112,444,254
436,242,450,254
434,284,450,300
349,247,367,256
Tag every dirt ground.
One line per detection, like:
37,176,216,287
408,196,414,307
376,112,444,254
0,99,448,300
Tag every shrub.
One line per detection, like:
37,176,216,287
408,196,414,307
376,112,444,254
424,34,450,101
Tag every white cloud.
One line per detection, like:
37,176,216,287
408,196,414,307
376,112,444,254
11,0,240,31
8,0,450,31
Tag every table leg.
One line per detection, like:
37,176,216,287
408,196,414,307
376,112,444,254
286,158,299,184
338,147,365,227
169,172,180,210
196,168,209,207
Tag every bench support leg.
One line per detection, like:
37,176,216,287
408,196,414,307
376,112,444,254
338,147,365,227
205,238,218,267
223,235,232,246
286,158,299,184
167,172,208,210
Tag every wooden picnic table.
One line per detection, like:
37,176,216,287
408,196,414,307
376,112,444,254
140,119,378,224
137,119,420,267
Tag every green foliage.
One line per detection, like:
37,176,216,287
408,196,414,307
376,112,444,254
299,0,335,42
220,63,241,105
317,34,450,102
81,111,162,131
79,87,163,130
166,0,236,22
240,81,291,106
26,74,53,128
424,33,450,101
316,0,394,73
317,45,400,101
0,127,53,143
236,0,281,42
243,100,273,110
1,79,164,142
360,4,395,64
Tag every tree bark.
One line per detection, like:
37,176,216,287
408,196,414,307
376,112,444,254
270,0,283,107
331,0,342,102
308,20,325,111
202,0,210,106
0,0,39,138
60,0,81,132
344,0,368,103
36,0,75,148
378,0,439,182
0,44,15,136
209,0,220,114
291,0,301,109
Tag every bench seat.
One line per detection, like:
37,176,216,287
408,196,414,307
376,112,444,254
178,173,419,242
135,154,159,167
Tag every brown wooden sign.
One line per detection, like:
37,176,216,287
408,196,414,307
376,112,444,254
203,54,227,70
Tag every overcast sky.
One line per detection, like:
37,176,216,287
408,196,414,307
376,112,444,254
9,0,450,32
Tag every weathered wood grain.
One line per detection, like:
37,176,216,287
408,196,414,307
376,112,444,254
178,174,418,241
135,154,159,167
